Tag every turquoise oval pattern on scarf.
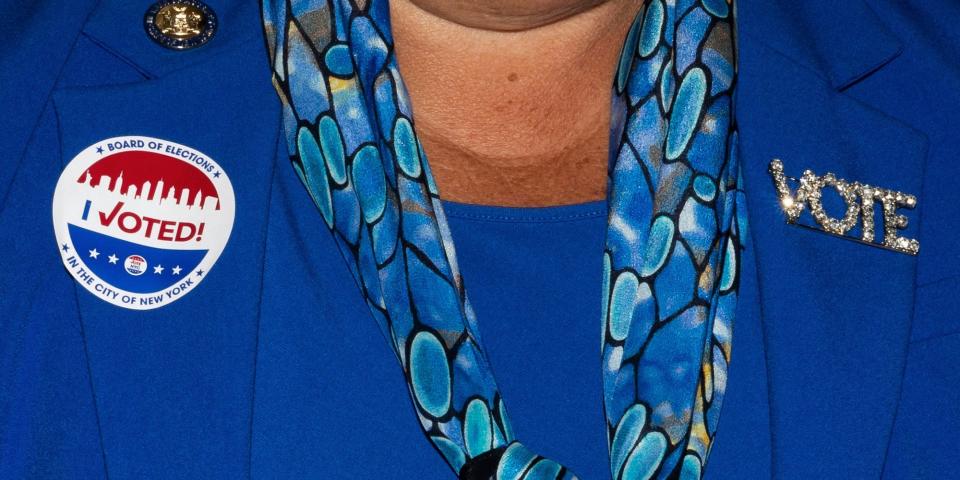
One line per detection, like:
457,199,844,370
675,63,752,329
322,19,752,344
261,0,744,478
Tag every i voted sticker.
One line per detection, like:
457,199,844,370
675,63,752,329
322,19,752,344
52,136,235,310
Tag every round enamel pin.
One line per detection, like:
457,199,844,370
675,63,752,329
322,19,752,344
52,136,235,310
144,0,217,50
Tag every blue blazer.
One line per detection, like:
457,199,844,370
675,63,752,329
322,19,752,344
0,0,956,478
725,0,958,478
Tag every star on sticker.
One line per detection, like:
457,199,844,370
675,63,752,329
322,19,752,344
108,254,119,264
153,265,164,275
196,269,204,277
213,171,221,178
171,265,183,275
61,244,70,252
88,248,100,259
96,146,104,154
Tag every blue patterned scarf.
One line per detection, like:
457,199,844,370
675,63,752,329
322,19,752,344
261,0,743,478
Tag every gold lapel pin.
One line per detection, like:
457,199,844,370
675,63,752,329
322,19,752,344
144,0,217,51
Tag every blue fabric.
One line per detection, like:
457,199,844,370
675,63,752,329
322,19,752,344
736,0,958,477
261,1,741,477
1,0,957,479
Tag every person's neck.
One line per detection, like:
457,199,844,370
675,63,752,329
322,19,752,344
390,0,638,207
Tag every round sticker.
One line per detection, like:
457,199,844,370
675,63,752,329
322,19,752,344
52,136,235,310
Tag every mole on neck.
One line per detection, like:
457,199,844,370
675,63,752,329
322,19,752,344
390,0,639,207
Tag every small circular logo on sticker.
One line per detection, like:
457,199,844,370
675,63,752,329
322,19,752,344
52,136,235,310
124,255,148,276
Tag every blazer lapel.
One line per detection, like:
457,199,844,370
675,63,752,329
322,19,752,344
79,0,264,79
48,1,280,476
738,0,927,477
0,1,97,192
740,1,902,90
